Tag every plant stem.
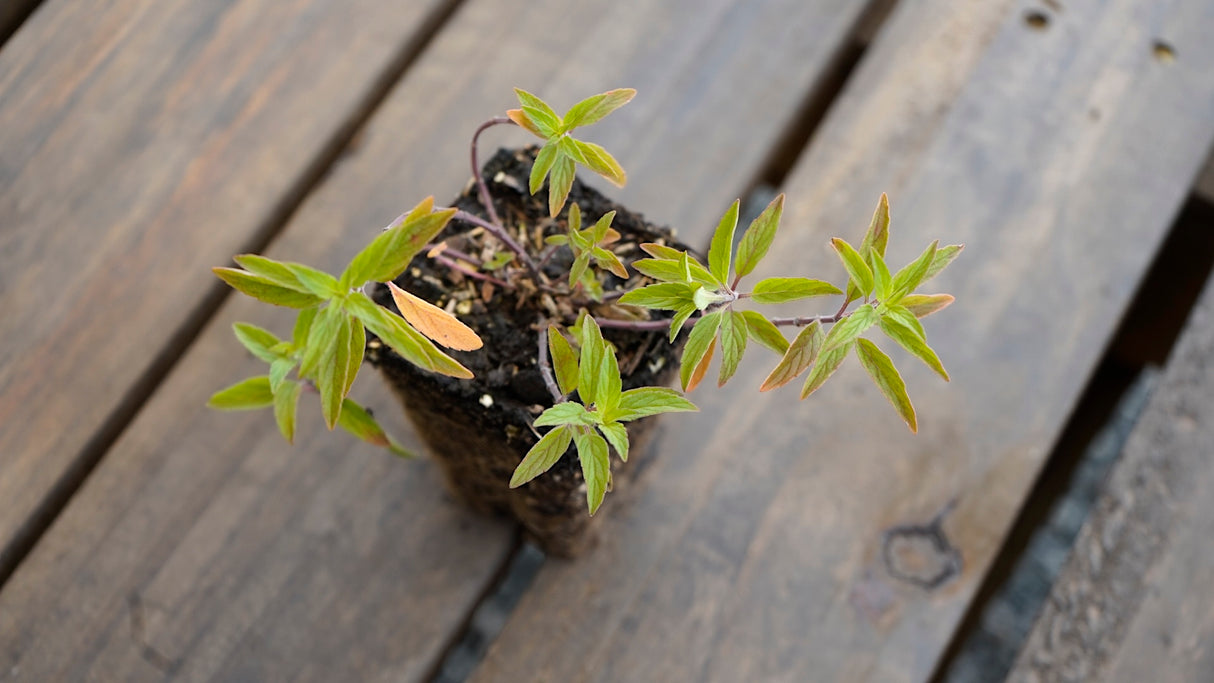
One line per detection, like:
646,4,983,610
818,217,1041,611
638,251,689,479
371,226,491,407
433,253,511,288
452,209,539,274
471,116,514,226
537,326,565,403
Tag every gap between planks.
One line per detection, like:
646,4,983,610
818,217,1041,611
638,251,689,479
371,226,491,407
0,0,468,589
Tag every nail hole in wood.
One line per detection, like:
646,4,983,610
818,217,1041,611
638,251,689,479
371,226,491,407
1024,10,1050,30
1152,40,1177,63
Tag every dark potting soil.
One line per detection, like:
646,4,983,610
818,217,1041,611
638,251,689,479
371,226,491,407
367,147,686,556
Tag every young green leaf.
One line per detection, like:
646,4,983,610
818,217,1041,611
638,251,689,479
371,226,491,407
760,321,823,392
561,88,636,130
707,199,740,285
530,140,560,195
597,342,622,415
316,313,354,429
346,292,473,379
283,262,342,299
734,193,785,280
800,342,851,399
820,304,878,354
577,316,607,406
617,282,693,310
597,421,630,462
608,386,698,422
208,376,274,411
881,303,926,339
854,338,917,433
337,398,414,457
511,425,575,488
870,249,892,301
739,310,788,354
269,357,295,394
847,194,892,304
878,315,949,381
342,316,365,398
506,108,545,137
548,156,576,217
718,310,748,387
630,258,719,288
901,293,955,319
534,401,595,427
571,139,626,187
591,246,629,279
921,244,965,283
750,277,842,304
889,240,938,301
680,312,722,391
341,198,456,288
213,268,325,308
576,430,611,515
232,254,313,293
547,326,579,396
272,379,302,443
668,303,698,343
298,304,345,379
639,242,685,260
292,307,318,348
513,88,561,136
831,238,874,299
233,323,282,364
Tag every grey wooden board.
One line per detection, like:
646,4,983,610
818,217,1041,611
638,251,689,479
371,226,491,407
0,0,875,679
0,0,454,571
1009,275,1214,682
472,0,1214,680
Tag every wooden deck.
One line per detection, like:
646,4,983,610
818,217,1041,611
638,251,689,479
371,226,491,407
1,0,1212,680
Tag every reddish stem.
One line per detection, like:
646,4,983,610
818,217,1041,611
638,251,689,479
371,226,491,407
471,116,514,226
537,326,565,403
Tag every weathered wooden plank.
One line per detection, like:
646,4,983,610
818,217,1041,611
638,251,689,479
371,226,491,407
0,0,456,574
1009,275,1214,682
0,0,875,679
473,0,1214,681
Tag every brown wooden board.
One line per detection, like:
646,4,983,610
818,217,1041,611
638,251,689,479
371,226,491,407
0,0,877,678
0,0,457,574
1009,275,1214,682
472,0,1214,681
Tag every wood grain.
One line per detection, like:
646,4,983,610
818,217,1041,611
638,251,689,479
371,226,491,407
0,0,876,678
0,0,456,574
472,0,1214,680
1009,276,1214,682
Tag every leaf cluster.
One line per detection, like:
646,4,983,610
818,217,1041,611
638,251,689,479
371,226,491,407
543,203,627,300
510,317,697,515
210,197,484,452
508,88,634,217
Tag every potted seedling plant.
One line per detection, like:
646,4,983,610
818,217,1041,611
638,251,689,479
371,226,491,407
210,88,961,557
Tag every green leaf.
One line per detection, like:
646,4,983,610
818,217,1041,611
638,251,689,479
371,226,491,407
617,282,693,310
680,311,722,391
272,380,301,443
750,277,842,304
800,341,851,399
591,246,628,280
569,251,592,289
889,240,938,301
848,194,892,304
630,258,718,287
282,262,342,298
337,398,414,457
547,326,579,396
734,193,784,279
761,321,823,391
669,303,698,343
269,357,295,394
213,267,325,308
609,387,698,422
870,249,892,301
831,238,874,299
718,310,747,386
511,425,575,488
821,304,878,354
576,430,611,515
901,293,955,319
298,304,344,379
577,317,607,406
341,199,456,288
882,303,926,339
316,313,354,429
598,343,622,415
346,292,473,379
529,140,560,195
707,199,739,285
922,244,964,284
597,421,630,462
342,315,365,398
208,376,274,411
854,338,917,432
739,310,788,354
292,307,318,348
232,254,313,293
878,315,949,380
561,88,636,130
571,139,626,187
548,156,576,217
639,242,685,260
534,401,595,427
513,88,561,136
233,323,282,363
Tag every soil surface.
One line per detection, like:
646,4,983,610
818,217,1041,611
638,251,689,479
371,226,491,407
368,147,686,556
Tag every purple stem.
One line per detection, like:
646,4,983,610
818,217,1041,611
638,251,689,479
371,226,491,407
433,254,510,288
470,116,514,227
452,209,539,274
537,327,565,403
